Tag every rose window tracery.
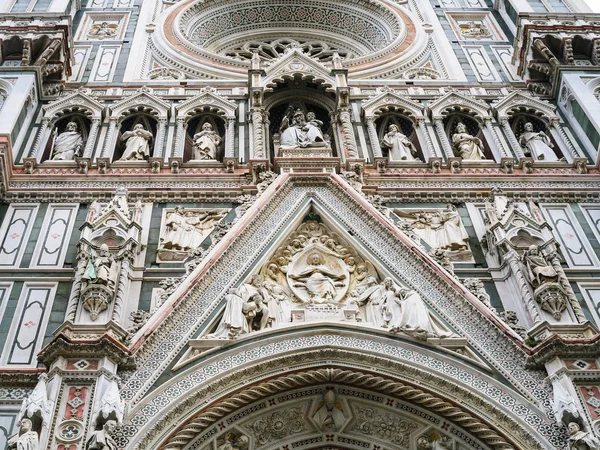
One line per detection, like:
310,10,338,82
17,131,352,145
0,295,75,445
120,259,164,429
223,38,354,62
153,0,426,79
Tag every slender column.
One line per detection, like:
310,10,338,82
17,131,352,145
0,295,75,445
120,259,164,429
83,117,101,158
434,119,454,159
500,119,525,159
153,117,167,158
485,120,509,158
417,118,439,158
551,123,583,159
112,259,131,323
226,116,236,158
66,247,89,322
338,107,358,158
548,252,587,323
504,251,541,325
101,117,118,158
365,116,382,158
251,108,265,159
29,117,51,159
173,117,186,158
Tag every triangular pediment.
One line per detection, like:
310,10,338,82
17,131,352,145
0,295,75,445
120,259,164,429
110,87,170,119
492,90,558,122
361,88,425,119
176,86,237,118
263,48,336,92
427,91,491,120
43,88,104,120
124,174,530,404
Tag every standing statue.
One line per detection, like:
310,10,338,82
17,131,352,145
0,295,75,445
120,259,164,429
86,420,118,450
380,124,418,161
120,124,153,161
452,122,485,160
521,245,558,288
519,122,560,161
192,123,222,160
7,418,38,450
567,422,600,450
82,244,118,290
51,121,84,160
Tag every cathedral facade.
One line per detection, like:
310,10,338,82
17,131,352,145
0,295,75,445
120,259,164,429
1,0,600,449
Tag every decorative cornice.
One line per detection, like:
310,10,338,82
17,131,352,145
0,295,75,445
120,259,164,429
37,335,133,369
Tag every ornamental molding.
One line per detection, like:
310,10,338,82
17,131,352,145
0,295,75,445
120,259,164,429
127,350,553,450
361,89,424,120
492,90,559,124
43,89,104,122
176,87,237,119
427,91,492,121
109,88,170,121
262,48,336,92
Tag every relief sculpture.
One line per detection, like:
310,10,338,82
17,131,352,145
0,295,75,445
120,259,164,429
203,217,454,341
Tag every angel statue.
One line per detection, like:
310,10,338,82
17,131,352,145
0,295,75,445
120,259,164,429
87,22,118,39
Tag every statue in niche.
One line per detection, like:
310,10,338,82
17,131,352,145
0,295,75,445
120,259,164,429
380,124,418,161
519,122,560,161
192,122,222,160
279,107,328,151
313,389,346,431
82,244,118,291
217,433,249,450
88,22,118,39
85,420,118,450
7,418,38,450
51,121,84,160
568,422,600,450
452,122,485,160
521,244,559,289
158,207,226,261
395,205,470,252
119,124,153,161
288,251,347,303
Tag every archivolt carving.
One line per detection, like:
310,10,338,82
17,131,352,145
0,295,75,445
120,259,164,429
156,363,545,450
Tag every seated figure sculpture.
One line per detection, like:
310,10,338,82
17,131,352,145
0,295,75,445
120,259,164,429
521,244,558,289
279,108,328,151
51,121,84,160
519,122,560,161
120,124,153,161
380,124,418,161
452,122,485,160
192,122,222,160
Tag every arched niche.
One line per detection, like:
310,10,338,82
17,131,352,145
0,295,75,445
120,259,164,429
264,81,337,160
510,114,564,160
42,113,91,162
37,90,104,162
175,88,237,161
109,90,170,160
376,112,423,161
0,79,12,111
112,113,158,162
507,228,545,251
443,113,494,161
184,113,226,162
